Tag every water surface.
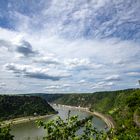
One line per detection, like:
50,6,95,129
11,106,107,140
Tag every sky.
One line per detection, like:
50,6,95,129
0,0,140,94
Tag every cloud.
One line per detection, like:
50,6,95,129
45,85,61,90
0,39,12,49
62,84,71,88
92,81,115,89
0,0,140,41
26,72,61,80
0,37,37,57
16,40,37,57
0,82,6,89
0,39,15,55
45,84,71,90
105,75,121,81
33,56,60,65
7,0,139,41
4,63,70,81
78,79,86,84
0,31,139,92
0,28,139,93
64,58,103,70
0,0,140,93
127,72,140,77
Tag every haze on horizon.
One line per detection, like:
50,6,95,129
0,0,140,94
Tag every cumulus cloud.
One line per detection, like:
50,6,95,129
16,40,37,57
0,36,37,58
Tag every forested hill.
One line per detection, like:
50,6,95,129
0,95,56,121
33,88,140,139
32,89,140,112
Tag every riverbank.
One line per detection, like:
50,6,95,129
52,104,115,129
1,114,55,127
1,104,115,129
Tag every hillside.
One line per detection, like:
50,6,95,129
0,95,56,121
35,88,140,139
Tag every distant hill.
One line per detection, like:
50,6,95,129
33,88,140,139
0,95,56,121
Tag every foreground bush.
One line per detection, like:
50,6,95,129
37,111,108,140
37,112,140,140
0,124,14,140
1,113,139,140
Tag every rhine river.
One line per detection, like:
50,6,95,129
11,106,107,140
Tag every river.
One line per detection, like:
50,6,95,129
11,106,107,140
